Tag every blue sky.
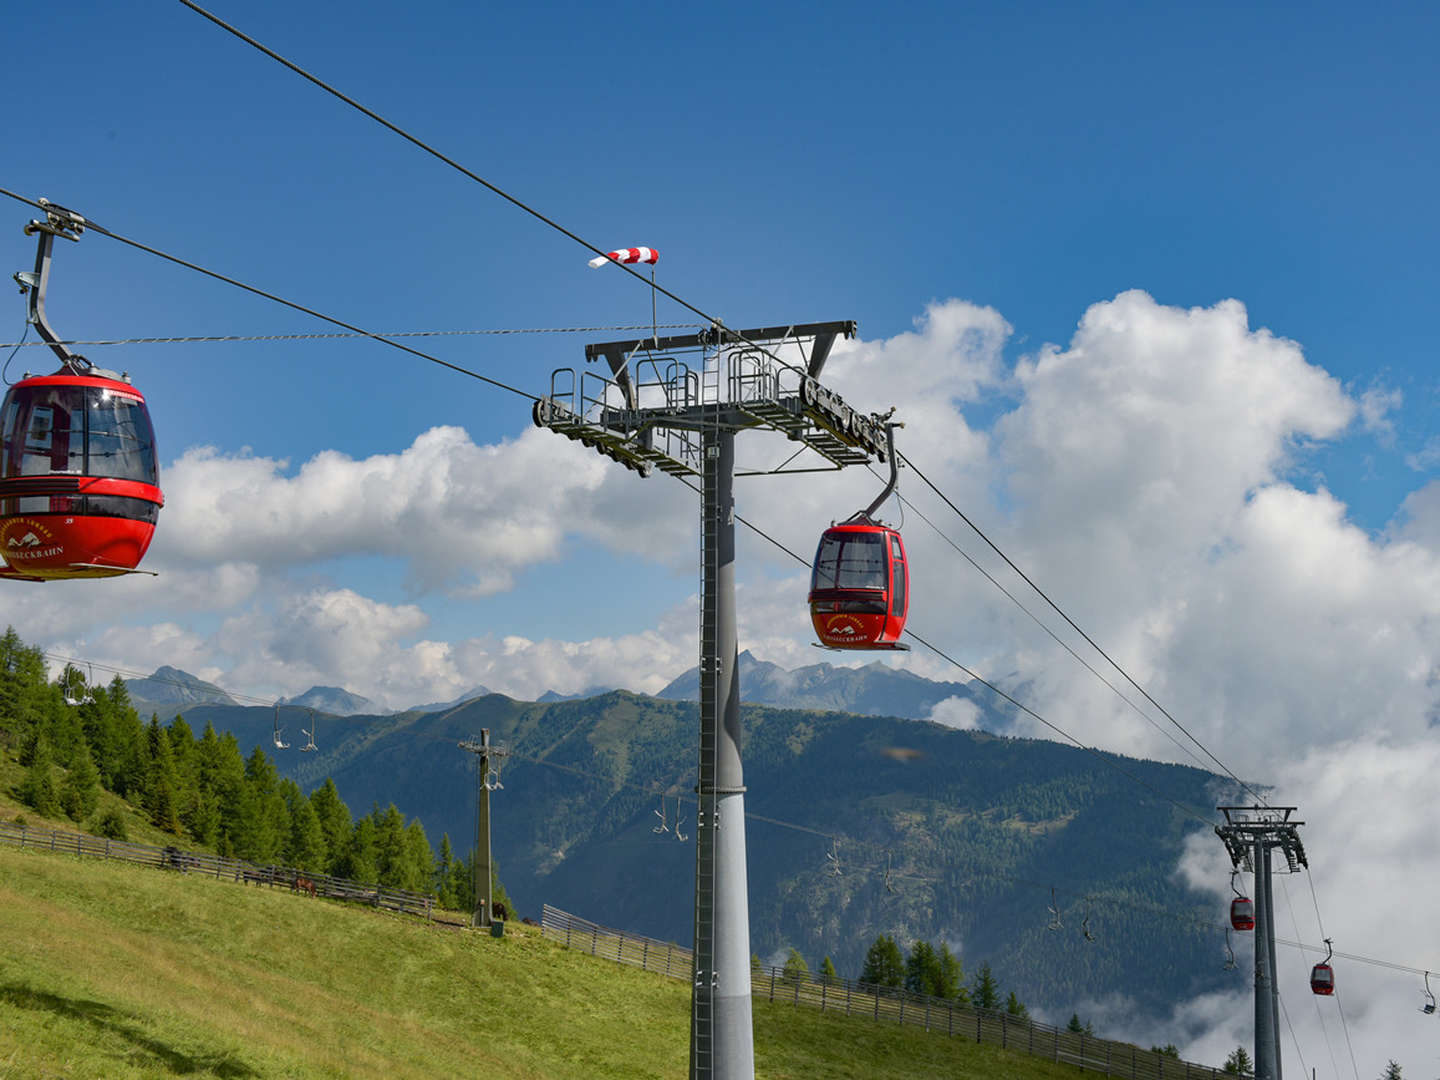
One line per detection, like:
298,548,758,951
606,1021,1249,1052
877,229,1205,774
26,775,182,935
5,3,1440,1064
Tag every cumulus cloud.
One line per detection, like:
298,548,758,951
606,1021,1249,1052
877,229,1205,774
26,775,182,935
927,696,983,730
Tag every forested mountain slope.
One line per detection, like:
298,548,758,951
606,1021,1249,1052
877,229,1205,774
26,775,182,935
180,689,1241,1026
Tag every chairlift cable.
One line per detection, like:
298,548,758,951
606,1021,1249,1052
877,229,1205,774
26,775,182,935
0,186,540,403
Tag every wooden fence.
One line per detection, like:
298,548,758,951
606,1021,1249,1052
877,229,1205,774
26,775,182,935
0,819,434,919
541,905,1224,1080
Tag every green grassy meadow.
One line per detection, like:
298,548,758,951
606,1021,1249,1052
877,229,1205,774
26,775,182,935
0,841,1097,1079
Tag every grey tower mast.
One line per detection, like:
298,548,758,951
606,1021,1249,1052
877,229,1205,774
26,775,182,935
459,729,508,928
534,319,892,1080
1216,806,1307,1080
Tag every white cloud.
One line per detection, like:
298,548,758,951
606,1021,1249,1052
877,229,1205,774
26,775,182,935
1357,384,1402,444
927,695,982,730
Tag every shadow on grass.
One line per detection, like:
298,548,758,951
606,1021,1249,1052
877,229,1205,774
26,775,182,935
0,982,258,1077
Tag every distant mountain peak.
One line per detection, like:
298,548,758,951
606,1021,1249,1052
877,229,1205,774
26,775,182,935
125,666,237,707
656,651,989,724
278,685,377,716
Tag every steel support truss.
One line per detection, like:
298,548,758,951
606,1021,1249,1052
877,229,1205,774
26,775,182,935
1215,806,1307,1080
533,319,891,1080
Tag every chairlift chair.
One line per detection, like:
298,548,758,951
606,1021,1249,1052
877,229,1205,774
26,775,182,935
271,704,289,750
1423,971,1435,1015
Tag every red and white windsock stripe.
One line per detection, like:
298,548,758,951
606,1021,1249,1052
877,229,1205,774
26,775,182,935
588,246,659,269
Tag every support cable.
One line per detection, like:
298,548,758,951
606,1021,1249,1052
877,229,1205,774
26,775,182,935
0,324,703,349
174,1,819,381
873,465,1215,775
1279,876,1341,1080
898,450,1268,807
693,476,1223,828
0,186,539,402
1305,868,1362,1080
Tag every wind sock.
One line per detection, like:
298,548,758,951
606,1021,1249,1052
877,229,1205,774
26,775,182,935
588,247,660,269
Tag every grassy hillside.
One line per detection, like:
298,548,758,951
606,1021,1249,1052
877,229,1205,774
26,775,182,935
0,842,1098,1080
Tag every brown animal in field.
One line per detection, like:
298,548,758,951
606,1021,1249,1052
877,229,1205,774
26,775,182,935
521,917,539,927
293,876,317,898
492,901,507,921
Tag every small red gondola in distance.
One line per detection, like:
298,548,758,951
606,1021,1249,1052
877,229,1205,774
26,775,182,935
1230,896,1255,931
0,200,163,581
808,421,910,650
1311,938,1336,996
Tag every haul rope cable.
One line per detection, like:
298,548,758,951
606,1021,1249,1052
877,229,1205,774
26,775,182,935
864,461,1217,776
898,450,1268,809
0,187,541,403
175,0,826,385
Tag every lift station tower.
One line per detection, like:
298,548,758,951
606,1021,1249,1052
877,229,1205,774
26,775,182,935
533,320,893,1080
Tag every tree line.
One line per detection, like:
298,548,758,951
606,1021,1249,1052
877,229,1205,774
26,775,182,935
0,627,505,911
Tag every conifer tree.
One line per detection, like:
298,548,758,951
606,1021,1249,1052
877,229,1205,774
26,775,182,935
860,935,905,988
144,716,183,834
1223,1046,1254,1078
1005,990,1029,1019
820,956,839,985
282,780,327,871
20,733,60,817
60,739,101,821
309,778,353,874
905,940,941,995
782,948,809,985
972,963,1000,1010
937,942,966,1002
402,819,435,894
436,833,457,907
345,817,379,883
372,803,408,887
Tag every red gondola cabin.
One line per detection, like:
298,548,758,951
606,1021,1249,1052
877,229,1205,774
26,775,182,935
0,370,163,580
1310,962,1335,996
1230,896,1255,932
808,518,909,649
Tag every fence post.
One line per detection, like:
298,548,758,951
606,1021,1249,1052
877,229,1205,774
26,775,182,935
845,980,852,1016
1080,1033,1086,1072
977,1012,982,1044
792,977,799,1007
874,986,879,1021
924,1000,931,1031
1106,1042,1111,1076
1002,1013,1008,1049
1055,1027,1060,1062
947,1003,953,1037
821,979,827,1013
769,969,776,1002
899,994,905,1026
